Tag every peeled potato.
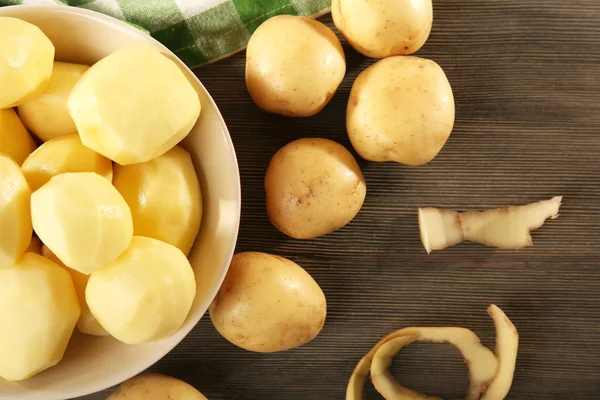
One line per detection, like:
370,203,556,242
246,15,346,117
0,17,54,109
0,253,80,381
31,172,133,275
265,138,366,239
0,154,32,268
347,56,455,166
18,62,89,142
332,0,433,58
42,245,108,337
107,373,208,400
86,236,196,344
0,108,36,165
21,134,113,191
113,146,201,256
210,252,326,353
67,46,201,165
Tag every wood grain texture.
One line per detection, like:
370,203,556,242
83,1,600,399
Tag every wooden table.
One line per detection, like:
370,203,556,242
85,1,600,399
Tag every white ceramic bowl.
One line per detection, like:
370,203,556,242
0,5,241,400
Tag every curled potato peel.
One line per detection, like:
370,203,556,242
347,306,518,400
481,306,519,400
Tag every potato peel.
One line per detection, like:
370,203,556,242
481,306,519,400
419,197,562,253
347,306,518,400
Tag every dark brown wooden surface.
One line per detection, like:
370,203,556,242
86,1,600,399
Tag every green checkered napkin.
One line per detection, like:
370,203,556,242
0,0,331,67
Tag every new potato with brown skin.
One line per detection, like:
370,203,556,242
265,138,366,239
107,373,208,400
347,56,455,166
245,15,345,117
209,252,326,353
332,0,433,58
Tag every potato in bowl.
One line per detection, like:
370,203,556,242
0,5,240,400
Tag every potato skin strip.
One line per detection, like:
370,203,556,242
346,328,498,400
481,306,519,400
347,305,518,400
419,196,562,253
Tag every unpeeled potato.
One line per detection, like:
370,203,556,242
18,62,89,142
332,0,433,58
113,146,201,256
265,138,366,239
31,172,133,275
21,134,113,192
42,245,108,337
0,253,80,381
347,56,455,166
0,154,32,268
210,252,326,353
0,17,54,109
107,373,208,400
67,46,201,165
86,236,196,344
246,15,346,117
0,108,36,165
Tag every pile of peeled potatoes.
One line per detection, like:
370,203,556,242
210,1,562,399
0,18,203,382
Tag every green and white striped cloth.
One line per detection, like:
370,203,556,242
0,0,331,67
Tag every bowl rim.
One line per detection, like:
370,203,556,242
0,4,241,399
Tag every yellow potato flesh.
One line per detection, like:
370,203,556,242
246,15,346,117
86,236,196,344
0,108,36,165
31,172,133,275
332,0,432,58
0,154,32,268
107,373,208,400
113,146,201,256
42,245,108,336
21,134,113,191
18,62,89,142
209,252,327,353
347,56,455,166
0,17,54,109
0,253,80,381
265,138,366,239
67,46,201,165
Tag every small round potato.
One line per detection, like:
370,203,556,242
31,172,133,275
246,15,345,117
113,146,202,256
209,252,326,353
18,62,90,142
347,56,455,166
86,237,196,345
0,253,80,381
0,108,36,165
67,46,201,165
21,134,113,192
265,138,366,239
332,0,433,58
0,17,54,108
0,154,32,268
107,373,208,400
